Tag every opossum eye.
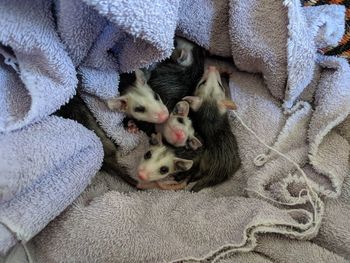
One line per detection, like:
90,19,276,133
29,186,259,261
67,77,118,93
159,166,169,174
218,81,224,90
154,93,161,101
198,80,206,88
177,117,184,124
134,106,146,113
144,151,152,160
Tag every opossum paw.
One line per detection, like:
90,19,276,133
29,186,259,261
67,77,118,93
127,120,139,134
156,180,187,190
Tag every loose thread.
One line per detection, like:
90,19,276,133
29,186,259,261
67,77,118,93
211,110,323,263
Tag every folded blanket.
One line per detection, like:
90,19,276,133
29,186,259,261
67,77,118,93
1,0,349,262
30,171,318,263
252,235,348,263
303,5,346,49
303,0,350,61
205,234,349,262
58,0,180,99
54,0,181,153
0,0,77,133
0,116,103,255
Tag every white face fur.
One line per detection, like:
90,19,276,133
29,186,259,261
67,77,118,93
195,66,225,102
155,101,202,149
183,66,237,114
106,69,169,123
136,134,193,182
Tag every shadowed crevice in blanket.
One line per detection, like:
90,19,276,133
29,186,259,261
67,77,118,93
0,0,350,262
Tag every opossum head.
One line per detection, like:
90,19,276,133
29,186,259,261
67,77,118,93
183,66,237,114
136,133,193,182
106,69,169,123
156,101,202,150
171,37,196,67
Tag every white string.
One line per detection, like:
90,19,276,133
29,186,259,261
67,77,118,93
244,187,309,206
22,242,34,263
229,110,322,217
210,110,323,263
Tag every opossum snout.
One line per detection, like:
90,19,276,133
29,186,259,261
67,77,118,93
202,65,219,80
173,129,186,142
155,110,169,123
137,169,149,181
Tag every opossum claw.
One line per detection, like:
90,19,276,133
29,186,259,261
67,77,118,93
126,120,139,133
156,180,188,190
182,96,202,111
221,99,237,110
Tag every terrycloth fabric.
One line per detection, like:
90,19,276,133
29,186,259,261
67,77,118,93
30,171,319,263
303,5,346,50
229,56,350,200
0,0,77,133
80,92,142,154
252,235,348,263
54,0,180,153
28,58,350,261
0,116,103,255
214,234,349,262
3,0,350,262
303,0,350,61
311,170,350,259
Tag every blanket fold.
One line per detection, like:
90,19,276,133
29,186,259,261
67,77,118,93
29,172,320,263
0,0,77,133
0,116,103,255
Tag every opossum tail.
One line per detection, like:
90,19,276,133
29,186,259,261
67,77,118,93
191,139,240,192
102,156,138,187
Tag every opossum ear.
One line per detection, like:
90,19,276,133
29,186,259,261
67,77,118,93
187,136,202,150
135,69,147,85
106,96,128,112
173,101,190,116
220,99,237,110
177,49,189,65
182,96,202,111
150,133,163,146
173,158,193,172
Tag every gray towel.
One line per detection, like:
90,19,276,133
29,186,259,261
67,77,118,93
0,116,103,255
30,171,317,263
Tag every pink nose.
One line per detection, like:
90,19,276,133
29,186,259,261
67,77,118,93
137,170,149,181
208,66,217,71
157,111,169,122
174,129,186,141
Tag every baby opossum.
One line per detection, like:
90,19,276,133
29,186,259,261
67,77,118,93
155,101,202,149
122,37,206,148
105,69,169,124
181,66,241,192
135,133,197,190
55,95,138,187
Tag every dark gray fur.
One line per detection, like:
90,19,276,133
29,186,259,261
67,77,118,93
148,38,205,111
176,100,241,192
117,72,137,95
